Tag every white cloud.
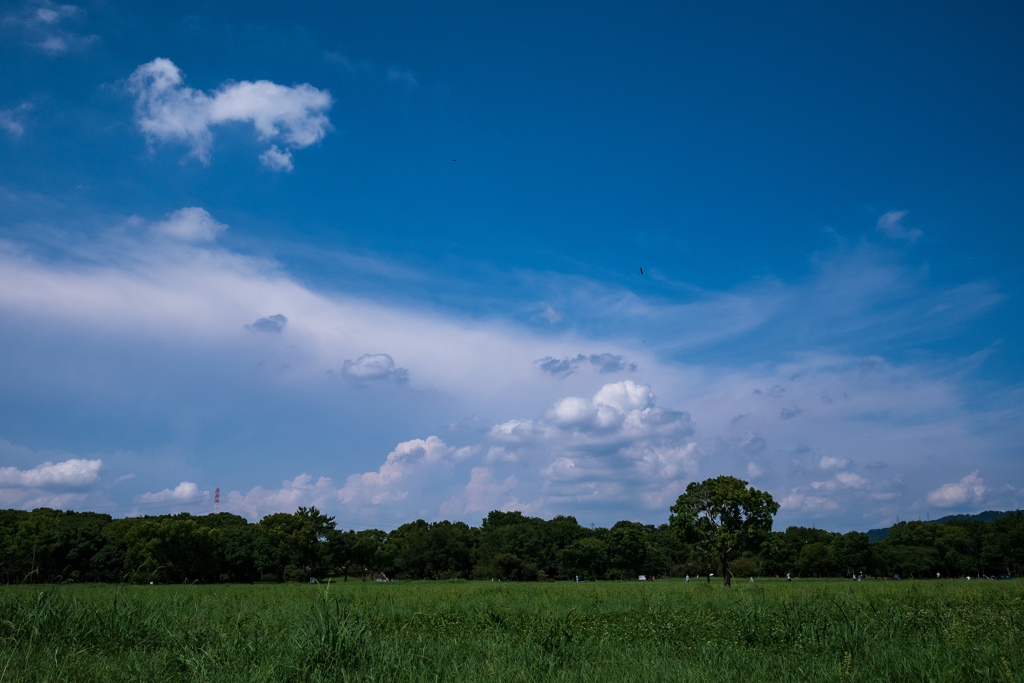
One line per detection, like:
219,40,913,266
779,491,840,513
126,58,333,166
927,470,987,508
137,481,206,503
747,461,763,479
0,458,102,488
819,455,849,469
439,467,518,517
488,380,699,513
259,145,294,172
5,2,96,55
340,353,408,382
834,471,868,488
152,207,228,242
0,217,1017,529
38,35,66,53
876,210,922,241
0,103,33,136
338,436,479,510
538,305,563,324
33,3,82,23
227,474,335,520
386,67,418,88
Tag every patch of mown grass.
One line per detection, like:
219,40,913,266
0,579,1021,682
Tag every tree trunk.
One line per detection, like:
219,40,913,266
722,553,731,587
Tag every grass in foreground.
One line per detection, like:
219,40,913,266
1,579,1021,682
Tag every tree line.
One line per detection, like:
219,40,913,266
2,502,1020,585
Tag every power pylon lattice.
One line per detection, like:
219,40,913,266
214,488,220,513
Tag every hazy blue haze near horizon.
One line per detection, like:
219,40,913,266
0,0,1021,532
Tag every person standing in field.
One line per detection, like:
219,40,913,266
786,573,791,582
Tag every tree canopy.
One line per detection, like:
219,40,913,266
669,475,779,586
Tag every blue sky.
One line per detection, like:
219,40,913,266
0,0,1021,531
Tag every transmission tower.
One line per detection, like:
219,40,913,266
214,487,220,513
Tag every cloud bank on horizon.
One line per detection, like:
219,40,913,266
0,205,1018,530
0,2,1021,532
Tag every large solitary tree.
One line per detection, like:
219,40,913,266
669,475,779,587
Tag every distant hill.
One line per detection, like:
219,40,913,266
866,509,1015,543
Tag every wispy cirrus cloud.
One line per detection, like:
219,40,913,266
3,2,98,55
0,103,33,136
876,210,922,241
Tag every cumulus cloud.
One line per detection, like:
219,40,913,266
439,467,518,517
447,415,493,434
834,471,868,488
876,210,922,241
340,354,408,382
927,470,988,508
487,380,699,512
536,353,636,378
137,481,206,503
227,474,335,520
0,213,1016,529
819,455,850,470
246,314,288,333
779,490,840,513
126,58,333,166
0,103,33,136
259,145,294,172
152,207,227,242
338,436,478,509
0,458,102,488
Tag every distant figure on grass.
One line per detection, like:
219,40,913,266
787,573,791,582
669,475,779,588
685,574,689,583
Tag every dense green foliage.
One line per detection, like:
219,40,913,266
669,476,779,586
1,579,1021,682
1,506,1021,584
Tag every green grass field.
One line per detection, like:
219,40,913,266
1,579,1021,682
